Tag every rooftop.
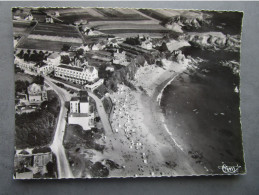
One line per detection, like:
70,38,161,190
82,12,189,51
68,113,89,117
36,61,47,68
48,53,60,59
58,65,83,72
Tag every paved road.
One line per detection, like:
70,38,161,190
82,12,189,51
45,77,74,178
87,91,113,133
48,77,113,134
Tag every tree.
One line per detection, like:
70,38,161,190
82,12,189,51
61,44,70,51
124,37,141,45
15,80,29,93
17,50,24,58
159,42,169,52
61,55,70,64
76,48,84,56
33,75,44,85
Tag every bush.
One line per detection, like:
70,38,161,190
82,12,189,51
15,80,29,94
90,162,109,177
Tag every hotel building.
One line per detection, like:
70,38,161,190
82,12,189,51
54,65,98,84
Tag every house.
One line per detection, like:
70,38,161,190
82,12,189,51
36,62,53,75
24,14,33,21
45,15,54,23
15,57,36,72
68,91,95,130
91,43,105,51
84,79,104,91
105,65,114,72
113,49,130,66
45,53,61,66
54,65,98,84
141,39,153,50
27,83,48,103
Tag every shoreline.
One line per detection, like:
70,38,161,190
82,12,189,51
156,74,178,105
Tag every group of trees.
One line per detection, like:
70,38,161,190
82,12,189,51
15,80,30,94
17,50,49,62
64,124,104,152
15,76,44,96
15,93,60,149
124,37,141,46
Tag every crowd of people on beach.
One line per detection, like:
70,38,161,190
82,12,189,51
109,85,152,176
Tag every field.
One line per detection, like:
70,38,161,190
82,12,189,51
13,21,34,36
17,23,82,51
43,8,151,24
18,38,81,52
31,23,81,38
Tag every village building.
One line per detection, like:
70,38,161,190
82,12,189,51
91,43,105,51
45,15,54,23
36,62,52,75
141,39,153,50
68,91,95,130
54,65,98,84
15,57,36,72
45,53,61,66
113,49,130,66
33,152,53,174
105,65,115,72
27,83,48,103
84,79,104,91
35,53,61,75
24,14,33,21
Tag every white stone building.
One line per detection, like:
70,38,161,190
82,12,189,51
15,57,36,72
84,79,104,91
68,91,95,130
54,65,98,84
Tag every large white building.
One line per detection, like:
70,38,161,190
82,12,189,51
45,53,61,66
54,65,98,84
15,57,36,72
68,91,95,130
37,53,61,75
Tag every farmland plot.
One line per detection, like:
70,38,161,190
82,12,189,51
31,23,81,38
13,21,35,36
18,38,81,52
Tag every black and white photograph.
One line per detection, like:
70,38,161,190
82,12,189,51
12,7,245,179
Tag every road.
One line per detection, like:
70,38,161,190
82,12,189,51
46,77,113,177
87,91,113,133
48,77,113,133
45,77,74,178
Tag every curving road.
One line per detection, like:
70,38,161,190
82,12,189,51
45,77,113,178
87,91,113,133
47,77,113,134
45,77,74,178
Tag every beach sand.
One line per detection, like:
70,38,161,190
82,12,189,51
98,58,210,177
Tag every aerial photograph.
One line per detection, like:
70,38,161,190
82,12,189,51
12,7,245,179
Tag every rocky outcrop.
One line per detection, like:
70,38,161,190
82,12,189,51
163,12,211,32
181,32,241,52
220,60,240,75
105,60,138,92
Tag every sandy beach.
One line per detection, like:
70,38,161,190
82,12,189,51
98,57,210,177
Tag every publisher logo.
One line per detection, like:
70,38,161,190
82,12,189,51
218,162,241,174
